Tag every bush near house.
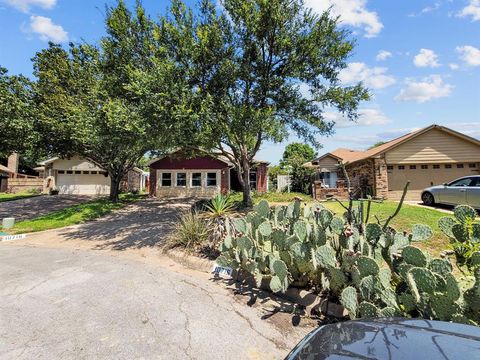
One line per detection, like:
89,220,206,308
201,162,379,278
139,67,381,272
215,199,480,325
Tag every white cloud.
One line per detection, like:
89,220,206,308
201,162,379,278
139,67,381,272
324,108,391,128
28,15,68,42
3,0,56,12
376,50,392,61
458,0,480,21
304,0,383,38
413,49,440,68
339,62,396,89
395,75,453,103
456,45,480,66
449,63,460,70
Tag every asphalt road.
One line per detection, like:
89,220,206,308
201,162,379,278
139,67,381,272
0,245,296,360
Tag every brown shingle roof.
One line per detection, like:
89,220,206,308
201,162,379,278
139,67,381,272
314,124,480,166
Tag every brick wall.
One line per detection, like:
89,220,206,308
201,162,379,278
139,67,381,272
256,163,268,193
345,159,375,198
221,167,229,194
149,167,157,196
373,157,389,199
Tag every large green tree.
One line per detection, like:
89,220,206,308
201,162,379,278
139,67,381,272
160,0,369,206
0,67,35,159
33,1,183,201
280,142,317,194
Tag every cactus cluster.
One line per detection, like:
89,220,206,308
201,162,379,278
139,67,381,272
438,205,480,270
216,199,480,325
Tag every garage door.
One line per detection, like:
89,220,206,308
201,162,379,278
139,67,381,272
388,163,479,192
57,173,110,195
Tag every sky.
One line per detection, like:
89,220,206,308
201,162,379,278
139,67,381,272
1,0,479,165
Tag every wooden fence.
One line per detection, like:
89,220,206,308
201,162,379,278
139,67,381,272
7,178,43,193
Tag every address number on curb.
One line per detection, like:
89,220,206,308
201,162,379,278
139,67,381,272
211,264,233,278
1,234,27,242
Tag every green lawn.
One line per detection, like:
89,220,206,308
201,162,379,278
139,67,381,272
5,194,145,234
0,191,41,202
229,191,312,205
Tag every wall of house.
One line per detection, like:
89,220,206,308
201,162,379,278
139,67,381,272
50,157,105,171
315,155,340,172
385,128,480,164
154,169,226,198
255,163,268,193
120,170,141,192
345,159,376,198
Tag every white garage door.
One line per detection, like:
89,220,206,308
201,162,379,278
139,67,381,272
57,173,111,195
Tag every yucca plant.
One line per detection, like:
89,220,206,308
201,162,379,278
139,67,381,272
168,211,210,250
204,194,235,218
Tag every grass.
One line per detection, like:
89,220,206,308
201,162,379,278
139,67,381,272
0,191,41,202
229,191,312,206
5,194,145,234
321,200,449,255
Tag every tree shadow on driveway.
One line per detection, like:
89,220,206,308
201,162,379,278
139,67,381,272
60,198,194,251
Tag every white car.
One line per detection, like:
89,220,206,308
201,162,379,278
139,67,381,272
421,175,480,209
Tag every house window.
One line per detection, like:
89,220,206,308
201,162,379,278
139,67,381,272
161,173,172,187
191,172,202,187
457,164,464,169
469,163,477,168
82,171,90,174
398,166,405,170
409,165,416,170
421,165,428,169
75,170,82,174
387,165,394,170
176,172,187,187
433,165,440,169
91,171,98,175
58,170,65,174
249,171,257,190
445,164,452,169
206,172,217,187
66,170,73,174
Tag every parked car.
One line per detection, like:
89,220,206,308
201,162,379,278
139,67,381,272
285,318,480,360
421,175,480,209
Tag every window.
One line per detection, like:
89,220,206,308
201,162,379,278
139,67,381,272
66,170,73,174
445,164,452,169
176,172,187,187
409,165,416,170
398,166,405,170
191,172,202,187
469,163,477,168
449,178,472,187
82,171,90,174
91,171,98,175
161,173,172,187
387,165,394,170
249,171,257,190
75,170,82,174
433,165,440,169
206,172,217,187
421,165,428,169
457,164,464,169
58,170,65,174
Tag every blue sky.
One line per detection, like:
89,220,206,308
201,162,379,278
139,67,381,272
1,0,479,165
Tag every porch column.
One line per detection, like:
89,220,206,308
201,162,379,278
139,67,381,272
374,157,389,199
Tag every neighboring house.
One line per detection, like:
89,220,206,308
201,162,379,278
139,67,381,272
0,164,14,192
38,156,147,195
120,167,149,193
306,124,480,200
149,151,268,198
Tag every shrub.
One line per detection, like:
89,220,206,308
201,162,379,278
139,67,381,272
216,198,480,325
168,211,210,250
204,194,235,218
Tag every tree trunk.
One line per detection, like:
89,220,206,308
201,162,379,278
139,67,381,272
237,159,252,207
109,172,123,203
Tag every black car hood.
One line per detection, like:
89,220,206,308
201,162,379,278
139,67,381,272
286,318,480,360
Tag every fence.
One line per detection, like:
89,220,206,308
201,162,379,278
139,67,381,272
276,175,291,192
7,178,43,193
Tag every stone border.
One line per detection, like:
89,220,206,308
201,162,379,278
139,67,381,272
164,248,347,318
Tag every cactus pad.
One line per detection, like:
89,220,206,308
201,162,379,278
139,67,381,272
233,218,247,234
254,200,270,218
329,267,348,293
358,301,379,318
469,251,480,268
359,275,375,300
454,205,477,224
379,306,397,317
258,221,273,237
356,256,380,278
340,286,358,318
293,220,308,242
272,259,288,280
269,275,284,293
318,209,333,228
452,224,469,243
366,223,382,243
236,236,253,251
407,267,437,295
402,246,428,267
411,224,433,242
315,245,337,268
428,258,452,275
438,216,456,238
330,217,345,235
398,292,416,312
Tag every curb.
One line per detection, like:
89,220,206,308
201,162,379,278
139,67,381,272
164,248,347,318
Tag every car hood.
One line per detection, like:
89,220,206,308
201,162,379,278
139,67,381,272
286,318,480,360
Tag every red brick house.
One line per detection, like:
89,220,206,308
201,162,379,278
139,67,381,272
149,151,268,198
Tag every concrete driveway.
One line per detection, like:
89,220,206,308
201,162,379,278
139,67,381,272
0,244,307,359
0,195,93,221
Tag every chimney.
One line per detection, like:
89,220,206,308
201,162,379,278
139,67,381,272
7,153,19,175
